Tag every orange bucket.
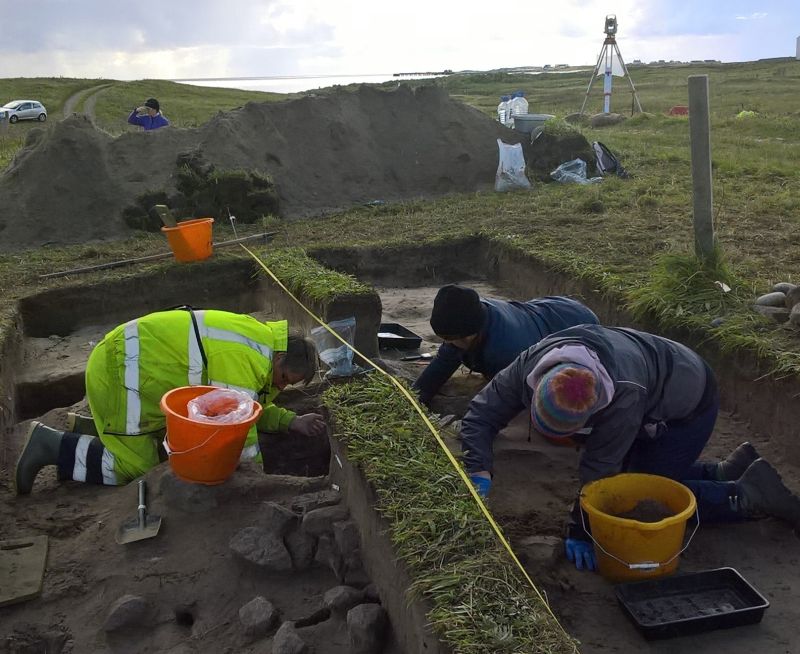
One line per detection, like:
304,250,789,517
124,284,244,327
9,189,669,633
160,385,262,485
161,217,214,262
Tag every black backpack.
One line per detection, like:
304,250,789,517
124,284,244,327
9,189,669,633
592,141,631,179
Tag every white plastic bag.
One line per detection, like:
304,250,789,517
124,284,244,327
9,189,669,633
311,317,356,377
550,158,603,185
187,388,255,424
495,139,531,192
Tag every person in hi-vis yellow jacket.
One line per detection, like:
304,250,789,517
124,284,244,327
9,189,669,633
16,308,324,494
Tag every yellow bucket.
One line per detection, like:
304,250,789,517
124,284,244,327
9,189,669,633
580,473,698,583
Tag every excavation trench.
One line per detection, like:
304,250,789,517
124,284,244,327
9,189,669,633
1,237,800,653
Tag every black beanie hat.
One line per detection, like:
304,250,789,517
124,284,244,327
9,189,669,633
429,285,485,338
144,98,160,112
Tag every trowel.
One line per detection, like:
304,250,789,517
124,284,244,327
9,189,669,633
115,480,162,545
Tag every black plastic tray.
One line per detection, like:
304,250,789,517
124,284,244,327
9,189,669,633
615,567,769,640
378,323,422,350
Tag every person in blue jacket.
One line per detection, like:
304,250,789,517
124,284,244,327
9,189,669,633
412,285,599,406
127,98,169,131
460,324,800,571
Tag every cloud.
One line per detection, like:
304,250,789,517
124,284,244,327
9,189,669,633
0,0,798,81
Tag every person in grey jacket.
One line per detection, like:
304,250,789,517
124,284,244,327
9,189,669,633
460,324,800,571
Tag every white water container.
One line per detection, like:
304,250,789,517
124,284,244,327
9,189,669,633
509,91,529,120
497,95,510,126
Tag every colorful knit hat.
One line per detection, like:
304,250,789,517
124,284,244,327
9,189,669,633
531,363,598,438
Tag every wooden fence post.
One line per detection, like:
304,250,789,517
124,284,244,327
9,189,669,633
688,75,715,260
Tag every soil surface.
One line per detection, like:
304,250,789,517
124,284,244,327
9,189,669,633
0,86,528,252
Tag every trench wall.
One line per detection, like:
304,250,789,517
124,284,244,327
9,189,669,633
0,314,23,442
312,236,800,465
328,433,448,654
3,257,381,430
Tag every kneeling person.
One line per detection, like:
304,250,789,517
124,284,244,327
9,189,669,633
412,284,599,405
16,308,324,493
460,324,800,570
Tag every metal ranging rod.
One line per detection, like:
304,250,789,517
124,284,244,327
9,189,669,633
580,14,643,115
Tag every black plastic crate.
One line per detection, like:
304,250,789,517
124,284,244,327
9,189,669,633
615,567,769,640
378,323,422,350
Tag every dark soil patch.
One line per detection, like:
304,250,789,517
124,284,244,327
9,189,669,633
613,499,675,522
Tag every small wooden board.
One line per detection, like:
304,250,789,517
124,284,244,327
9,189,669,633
0,535,49,607
150,204,177,228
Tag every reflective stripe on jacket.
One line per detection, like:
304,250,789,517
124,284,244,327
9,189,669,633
86,309,295,439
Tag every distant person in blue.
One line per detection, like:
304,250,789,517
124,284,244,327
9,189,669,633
127,98,169,131
412,285,599,406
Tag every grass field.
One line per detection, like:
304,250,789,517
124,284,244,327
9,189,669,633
2,59,800,374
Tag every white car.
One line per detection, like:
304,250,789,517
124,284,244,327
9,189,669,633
2,100,48,123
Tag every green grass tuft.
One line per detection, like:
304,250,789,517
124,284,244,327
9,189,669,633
626,249,741,328
261,247,372,301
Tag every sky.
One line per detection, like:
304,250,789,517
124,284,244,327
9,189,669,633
2,0,799,92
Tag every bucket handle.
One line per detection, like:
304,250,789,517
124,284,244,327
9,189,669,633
163,429,223,457
580,504,700,571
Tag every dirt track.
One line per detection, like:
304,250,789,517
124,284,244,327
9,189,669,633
61,84,111,120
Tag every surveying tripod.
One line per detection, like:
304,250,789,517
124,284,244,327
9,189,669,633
580,31,643,115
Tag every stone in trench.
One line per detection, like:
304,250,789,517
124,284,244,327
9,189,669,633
753,305,791,322
333,520,361,555
230,526,293,572
291,489,342,515
301,505,349,536
755,291,786,307
347,603,388,654
272,622,308,654
785,286,800,309
323,585,365,618
773,282,797,295
159,470,218,513
103,594,148,632
260,501,298,537
238,596,278,639
315,533,344,580
363,583,381,603
285,528,316,571
342,550,371,587
790,304,800,327
517,535,563,565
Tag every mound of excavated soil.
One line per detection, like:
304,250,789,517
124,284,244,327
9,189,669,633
0,85,529,252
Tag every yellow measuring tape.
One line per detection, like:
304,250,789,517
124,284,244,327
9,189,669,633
244,245,572,639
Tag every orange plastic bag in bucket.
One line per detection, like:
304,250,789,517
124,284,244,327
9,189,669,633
161,217,214,262
160,385,262,485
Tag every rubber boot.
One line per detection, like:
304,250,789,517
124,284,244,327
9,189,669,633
66,412,99,437
15,421,64,495
716,442,760,481
737,458,800,525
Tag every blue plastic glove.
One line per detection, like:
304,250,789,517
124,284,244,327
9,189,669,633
469,474,492,498
565,538,596,571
